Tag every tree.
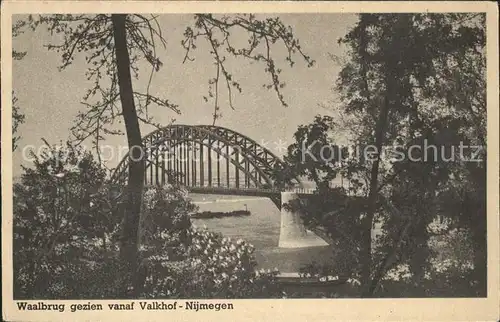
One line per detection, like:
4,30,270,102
336,13,486,296
13,151,282,298
22,13,313,296
13,142,121,299
12,20,27,151
139,185,281,298
110,14,148,296
12,93,25,151
282,13,486,297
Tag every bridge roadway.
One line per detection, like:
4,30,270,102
111,184,319,210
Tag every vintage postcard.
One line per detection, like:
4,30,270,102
1,1,499,321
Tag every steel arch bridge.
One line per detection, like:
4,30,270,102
110,125,299,206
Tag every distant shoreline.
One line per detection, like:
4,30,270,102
190,210,251,219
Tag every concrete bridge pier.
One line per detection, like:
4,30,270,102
278,192,329,248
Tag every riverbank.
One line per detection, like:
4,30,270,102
191,210,251,219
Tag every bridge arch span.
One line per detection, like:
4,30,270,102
110,124,292,190
109,124,320,247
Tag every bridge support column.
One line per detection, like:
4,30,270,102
279,192,329,248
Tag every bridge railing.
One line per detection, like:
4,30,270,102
184,185,323,195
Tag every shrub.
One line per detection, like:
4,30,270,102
14,151,281,299
142,228,280,298
13,143,122,299
139,185,281,298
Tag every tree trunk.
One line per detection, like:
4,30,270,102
469,182,487,296
111,14,145,298
360,86,391,297
473,165,487,296
471,217,487,296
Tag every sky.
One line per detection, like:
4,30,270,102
12,13,359,176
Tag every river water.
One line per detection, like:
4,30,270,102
189,194,335,273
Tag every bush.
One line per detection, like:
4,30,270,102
139,185,281,298
143,228,280,298
14,148,281,299
13,143,122,299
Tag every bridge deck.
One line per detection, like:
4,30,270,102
187,186,314,196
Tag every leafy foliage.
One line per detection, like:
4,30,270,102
13,142,121,298
143,228,281,298
12,93,26,151
138,185,280,298
18,14,314,295
12,21,27,151
14,153,280,299
282,13,486,297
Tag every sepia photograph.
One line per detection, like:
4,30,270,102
2,1,499,321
